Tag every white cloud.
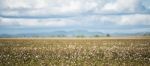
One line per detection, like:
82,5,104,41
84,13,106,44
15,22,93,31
100,0,147,13
119,14,150,25
0,0,149,17
0,14,150,30
75,14,150,26
103,0,136,10
0,0,98,16
0,18,77,27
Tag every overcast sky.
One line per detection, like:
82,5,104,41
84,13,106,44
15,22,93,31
0,0,150,34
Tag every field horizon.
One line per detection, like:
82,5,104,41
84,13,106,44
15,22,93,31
0,36,150,39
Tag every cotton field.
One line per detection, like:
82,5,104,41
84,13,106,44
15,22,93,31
0,38,150,66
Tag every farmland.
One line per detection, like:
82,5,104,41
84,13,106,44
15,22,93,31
0,38,150,66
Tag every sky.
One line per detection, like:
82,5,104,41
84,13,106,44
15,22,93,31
0,0,150,34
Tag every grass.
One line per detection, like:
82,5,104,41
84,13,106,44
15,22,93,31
0,38,150,66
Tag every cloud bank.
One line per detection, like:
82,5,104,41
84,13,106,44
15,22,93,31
0,0,150,33
0,0,149,17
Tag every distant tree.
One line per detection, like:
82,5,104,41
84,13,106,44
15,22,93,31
60,35,66,37
76,35,85,38
56,35,66,37
143,33,150,36
94,35,100,37
106,34,110,37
